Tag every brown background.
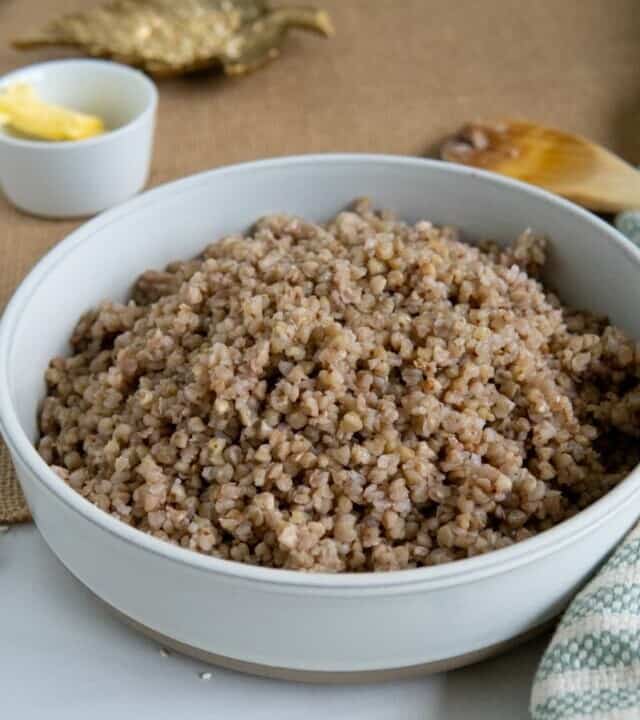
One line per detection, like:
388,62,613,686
1,0,640,307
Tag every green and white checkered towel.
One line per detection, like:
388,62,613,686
530,522,640,720
615,212,640,249
530,212,640,720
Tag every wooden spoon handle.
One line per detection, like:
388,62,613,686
563,179,640,213
550,150,640,213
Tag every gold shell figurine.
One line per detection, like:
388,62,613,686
12,0,334,78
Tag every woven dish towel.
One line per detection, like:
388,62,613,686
530,521,640,720
0,438,30,523
615,211,640,248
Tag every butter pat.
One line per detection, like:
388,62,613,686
0,83,105,141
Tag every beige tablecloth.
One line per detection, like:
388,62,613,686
1,0,640,522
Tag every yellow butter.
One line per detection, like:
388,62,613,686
0,83,105,141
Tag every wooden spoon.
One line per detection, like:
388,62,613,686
440,120,640,213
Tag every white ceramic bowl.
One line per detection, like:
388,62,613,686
0,59,157,218
2,155,640,681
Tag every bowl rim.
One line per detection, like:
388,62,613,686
2,153,640,591
0,58,158,150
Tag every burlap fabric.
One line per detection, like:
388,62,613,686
0,440,29,523
1,0,639,524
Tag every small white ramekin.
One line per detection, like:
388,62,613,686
0,59,157,218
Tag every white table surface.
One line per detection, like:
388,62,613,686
1,523,547,719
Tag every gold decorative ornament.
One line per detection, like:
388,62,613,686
12,0,334,78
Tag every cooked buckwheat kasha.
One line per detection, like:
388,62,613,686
38,200,640,572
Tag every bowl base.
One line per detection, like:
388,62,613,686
103,597,554,683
